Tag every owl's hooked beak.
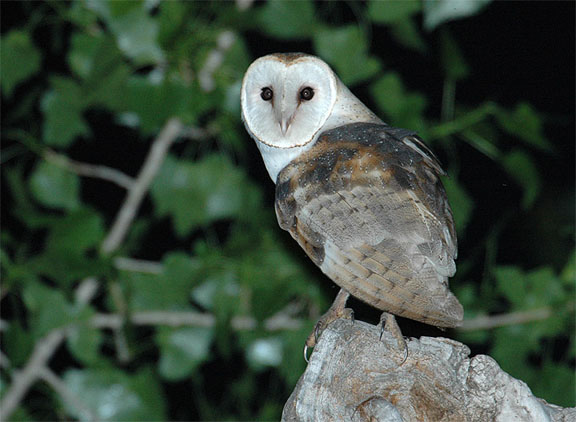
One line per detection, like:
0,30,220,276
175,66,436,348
275,109,294,136
274,100,295,136
280,117,294,135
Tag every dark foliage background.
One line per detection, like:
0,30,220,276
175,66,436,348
1,1,574,420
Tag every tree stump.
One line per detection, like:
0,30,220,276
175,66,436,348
282,319,574,422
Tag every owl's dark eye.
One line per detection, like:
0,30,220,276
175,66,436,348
260,87,273,101
300,87,314,101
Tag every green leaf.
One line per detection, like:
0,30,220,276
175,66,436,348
3,320,34,367
491,325,536,382
62,367,166,421
424,0,492,31
4,163,59,231
157,0,187,46
440,29,469,81
428,102,498,140
162,252,201,290
68,0,100,27
560,249,575,286
156,326,214,380
524,267,565,309
87,0,164,64
246,336,283,370
191,269,241,319
442,176,473,234
258,0,315,40
236,234,315,321
370,72,427,130
314,26,381,85
494,265,527,307
501,149,541,209
67,323,103,365
45,208,105,254
495,265,566,311
122,272,161,310
29,161,80,210
124,252,200,311
41,77,89,147
106,0,146,17
68,33,131,109
368,0,421,24
29,209,108,285
389,19,427,53
0,30,41,97
151,154,261,236
23,281,75,337
68,33,102,79
109,8,164,64
66,295,104,366
495,102,552,151
30,250,109,287
122,75,194,134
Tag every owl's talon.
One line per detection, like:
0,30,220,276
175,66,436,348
379,312,408,365
349,309,355,324
399,343,408,365
303,344,311,363
314,321,323,342
303,289,351,360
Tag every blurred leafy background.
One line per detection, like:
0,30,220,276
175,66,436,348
1,0,574,420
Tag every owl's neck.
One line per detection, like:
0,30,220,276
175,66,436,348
324,81,383,130
257,141,315,183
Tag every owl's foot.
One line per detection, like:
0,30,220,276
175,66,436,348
378,312,408,365
304,289,352,361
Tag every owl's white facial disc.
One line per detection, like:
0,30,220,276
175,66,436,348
241,54,337,150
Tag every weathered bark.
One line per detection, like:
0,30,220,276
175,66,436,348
283,319,574,422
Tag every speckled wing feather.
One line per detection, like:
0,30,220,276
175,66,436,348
275,123,463,327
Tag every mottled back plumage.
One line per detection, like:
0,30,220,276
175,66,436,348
275,123,462,327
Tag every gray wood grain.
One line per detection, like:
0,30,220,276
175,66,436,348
283,319,574,422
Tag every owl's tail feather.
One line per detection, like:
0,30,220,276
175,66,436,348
321,241,464,328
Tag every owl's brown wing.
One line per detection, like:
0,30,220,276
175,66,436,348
275,123,463,327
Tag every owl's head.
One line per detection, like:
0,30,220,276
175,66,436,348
241,53,381,181
241,53,338,149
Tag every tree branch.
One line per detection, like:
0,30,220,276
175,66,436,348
90,307,303,332
458,303,574,331
113,256,163,274
0,329,66,420
43,149,135,190
101,118,183,255
283,319,574,421
459,308,550,331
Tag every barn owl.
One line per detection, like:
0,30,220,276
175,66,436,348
241,53,463,348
